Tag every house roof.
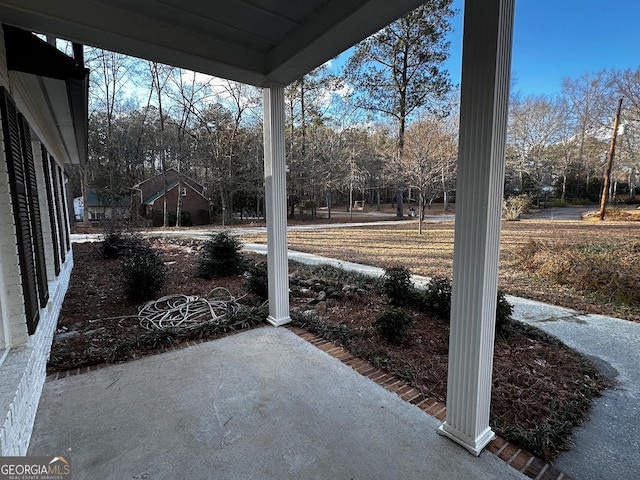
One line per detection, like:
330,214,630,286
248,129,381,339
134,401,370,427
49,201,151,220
143,181,179,205
0,0,424,87
86,189,129,207
142,179,212,206
133,168,206,194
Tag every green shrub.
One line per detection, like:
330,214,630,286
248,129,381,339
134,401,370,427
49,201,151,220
381,266,414,306
417,277,513,335
119,244,168,302
196,231,245,279
290,309,356,347
418,277,452,320
298,199,318,216
247,261,269,301
304,263,381,291
374,308,415,344
101,222,140,259
495,290,514,336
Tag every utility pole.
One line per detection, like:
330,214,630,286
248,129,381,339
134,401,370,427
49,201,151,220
599,97,623,221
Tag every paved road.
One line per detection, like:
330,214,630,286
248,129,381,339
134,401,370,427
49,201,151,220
71,206,592,245
70,220,415,242
528,206,593,220
70,215,459,243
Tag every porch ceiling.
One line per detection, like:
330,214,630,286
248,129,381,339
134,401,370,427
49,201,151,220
0,0,425,87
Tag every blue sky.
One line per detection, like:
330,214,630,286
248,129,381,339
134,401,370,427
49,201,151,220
445,0,640,97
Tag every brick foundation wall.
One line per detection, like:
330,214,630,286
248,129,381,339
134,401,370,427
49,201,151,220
0,254,73,455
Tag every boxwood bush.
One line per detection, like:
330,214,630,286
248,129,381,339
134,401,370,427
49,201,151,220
196,231,245,279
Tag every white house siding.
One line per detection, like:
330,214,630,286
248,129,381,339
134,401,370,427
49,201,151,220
34,139,57,283
0,23,77,455
0,88,28,351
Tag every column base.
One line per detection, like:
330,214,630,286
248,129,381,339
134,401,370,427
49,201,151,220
437,422,495,456
266,315,291,327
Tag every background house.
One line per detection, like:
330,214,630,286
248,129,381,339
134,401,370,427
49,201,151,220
73,188,130,222
132,168,211,226
0,25,87,455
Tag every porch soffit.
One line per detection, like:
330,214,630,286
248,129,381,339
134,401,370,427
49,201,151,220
4,25,88,165
0,0,424,86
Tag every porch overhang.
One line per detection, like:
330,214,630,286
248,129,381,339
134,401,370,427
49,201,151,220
4,24,88,165
0,0,425,87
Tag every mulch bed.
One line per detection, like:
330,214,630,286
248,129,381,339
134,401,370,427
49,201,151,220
52,238,606,461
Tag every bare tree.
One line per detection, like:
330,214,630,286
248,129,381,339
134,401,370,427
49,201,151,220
611,69,640,201
403,114,457,233
507,95,565,197
149,61,175,226
85,48,134,220
285,66,342,217
560,71,613,198
344,0,455,216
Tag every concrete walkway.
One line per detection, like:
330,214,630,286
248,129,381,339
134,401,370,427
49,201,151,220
269,246,640,480
29,328,526,480
508,297,640,480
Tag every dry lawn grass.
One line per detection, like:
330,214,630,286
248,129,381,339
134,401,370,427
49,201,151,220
241,219,640,322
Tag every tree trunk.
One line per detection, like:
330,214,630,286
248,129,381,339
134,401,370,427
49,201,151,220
162,167,167,227
151,62,168,227
441,166,449,211
519,169,524,194
599,97,623,221
610,180,617,204
418,189,423,235
396,183,404,217
176,179,182,227
585,173,590,199
349,178,354,220
81,165,89,223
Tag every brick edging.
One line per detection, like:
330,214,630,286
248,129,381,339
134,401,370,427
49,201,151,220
289,326,574,480
45,333,241,382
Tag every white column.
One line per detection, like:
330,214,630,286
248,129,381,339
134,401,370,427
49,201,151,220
438,0,515,455
262,85,290,326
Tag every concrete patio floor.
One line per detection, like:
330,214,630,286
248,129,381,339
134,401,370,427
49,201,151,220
28,327,527,479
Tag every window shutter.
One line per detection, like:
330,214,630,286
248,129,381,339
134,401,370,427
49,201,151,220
18,113,49,308
0,87,40,334
57,165,71,252
41,144,61,276
50,155,66,265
